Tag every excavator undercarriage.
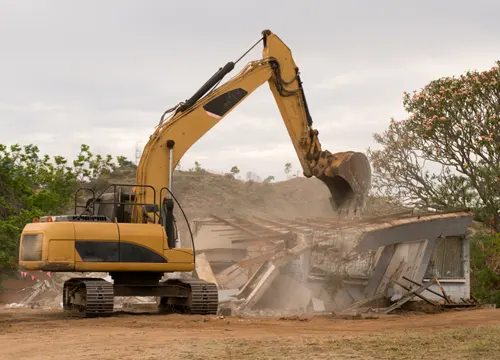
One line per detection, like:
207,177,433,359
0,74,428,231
62,275,218,317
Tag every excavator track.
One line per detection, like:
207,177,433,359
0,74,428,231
63,278,114,318
158,278,219,315
183,278,219,315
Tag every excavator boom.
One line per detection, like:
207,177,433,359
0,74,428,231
134,29,371,224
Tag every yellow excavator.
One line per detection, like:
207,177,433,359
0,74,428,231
17,30,371,317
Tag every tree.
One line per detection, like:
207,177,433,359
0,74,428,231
72,144,117,182
470,232,500,307
284,162,292,178
0,143,128,273
264,175,275,183
367,61,500,231
246,171,261,182
117,155,137,169
189,161,205,173
230,166,240,176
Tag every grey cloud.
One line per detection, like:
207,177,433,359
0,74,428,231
1,0,500,181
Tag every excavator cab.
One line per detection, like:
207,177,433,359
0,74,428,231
77,189,135,223
75,185,158,223
74,184,179,246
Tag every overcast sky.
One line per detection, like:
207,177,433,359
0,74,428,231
1,0,500,181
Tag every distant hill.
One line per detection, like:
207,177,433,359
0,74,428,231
86,167,406,229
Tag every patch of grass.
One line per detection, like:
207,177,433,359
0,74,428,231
172,326,500,360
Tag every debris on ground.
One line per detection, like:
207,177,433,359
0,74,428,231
192,210,478,316
3,271,157,311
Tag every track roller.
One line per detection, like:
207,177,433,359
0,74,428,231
158,278,218,315
63,278,114,317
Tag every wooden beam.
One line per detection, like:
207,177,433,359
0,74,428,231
402,276,447,300
434,277,453,304
210,214,261,238
251,215,302,230
391,279,439,307
382,279,437,314
231,232,292,244
233,216,282,234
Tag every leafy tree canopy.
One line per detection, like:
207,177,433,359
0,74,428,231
0,143,129,272
368,61,500,231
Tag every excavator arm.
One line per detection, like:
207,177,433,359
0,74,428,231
133,29,371,224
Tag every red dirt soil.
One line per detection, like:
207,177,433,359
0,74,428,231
1,308,499,360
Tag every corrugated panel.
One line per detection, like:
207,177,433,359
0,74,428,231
425,236,464,279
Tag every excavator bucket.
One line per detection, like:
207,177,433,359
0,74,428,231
317,151,372,214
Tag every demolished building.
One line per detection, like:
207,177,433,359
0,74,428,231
191,210,475,314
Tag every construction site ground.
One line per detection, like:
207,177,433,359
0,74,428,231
1,308,500,360
2,171,494,358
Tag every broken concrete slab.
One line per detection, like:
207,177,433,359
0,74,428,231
236,262,280,309
216,262,249,290
216,244,285,290
311,297,325,312
236,233,313,311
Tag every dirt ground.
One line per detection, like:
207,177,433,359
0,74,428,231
1,308,500,360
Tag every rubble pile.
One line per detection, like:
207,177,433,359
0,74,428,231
4,272,157,311
192,210,478,316
4,278,60,309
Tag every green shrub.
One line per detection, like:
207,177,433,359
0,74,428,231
470,233,500,307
